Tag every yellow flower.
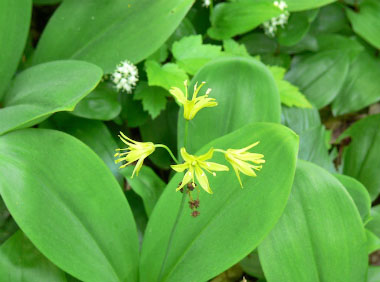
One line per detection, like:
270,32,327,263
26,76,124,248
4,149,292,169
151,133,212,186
171,147,229,194
224,142,265,187
169,80,217,120
114,132,155,177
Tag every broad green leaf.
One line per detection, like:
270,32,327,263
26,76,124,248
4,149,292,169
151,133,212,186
339,114,380,200
259,160,367,282
208,0,282,40
148,43,169,63
0,197,18,244
240,250,265,279
298,125,335,172
33,0,61,4
0,60,102,136
71,82,121,121
32,0,194,73
140,122,299,282
44,114,123,186
240,33,278,55
0,0,31,100
0,129,139,282
310,3,350,34
277,11,311,46
367,205,380,238
134,82,168,119
145,60,188,91
178,57,281,153
223,39,250,57
269,66,312,108
368,266,380,282
120,95,150,128
172,35,222,75
0,231,66,282
334,174,371,223
281,105,321,134
120,165,166,217
332,52,380,116
286,0,337,11
166,18,196,48
286,50,350,109
366,229,380,254
346,0,380,49
140,101,178,169
316,34,364,61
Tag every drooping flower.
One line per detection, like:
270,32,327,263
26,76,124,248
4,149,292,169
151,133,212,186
263,1,290,37
114,132,155,177
169,80,217,120
171,147,229,194
111,60,139,93
224,142,265,187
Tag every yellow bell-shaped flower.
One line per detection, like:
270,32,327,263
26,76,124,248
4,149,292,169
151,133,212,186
169,80,217,120
171,147,229,194
114,132,155,177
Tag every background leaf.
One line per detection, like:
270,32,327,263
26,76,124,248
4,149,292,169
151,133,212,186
0,0,31,100
134,82,168,119
0,60,102,136
286,0,337,11
0,129,139,282
32,0,195,73
178,57,281,153
140,122,299,282
0,231,66,282
258,160,367,282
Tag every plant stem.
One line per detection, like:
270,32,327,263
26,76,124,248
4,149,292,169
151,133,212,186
155,144,179,164
157,188,187,281
184,120,189,149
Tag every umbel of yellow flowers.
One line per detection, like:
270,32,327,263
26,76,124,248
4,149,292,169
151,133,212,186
114,80,265,196
169,80,217,120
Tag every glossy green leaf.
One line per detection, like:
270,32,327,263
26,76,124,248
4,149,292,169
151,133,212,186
346,0,380,49
281,105,321,134
0,60,102,136
0,197,18,244
145,60,188,91
0,231,66,282
259,160,367,282
286,0,337,11
45,114,123,186
286,50,350,109
240,250,265,279
240,33,278,55
269,66,312,108
368,266,380,282
140,122,299,282
172,35,222,75
366,229,380,254
0,129,139,282
0,0,31,100
367,205,380,237
134,82,168,119
32,0,194,73
332,52,380,116
120,165,166,217
223,39,250,57
334,174,371,223
339,114,380,200
178,57,281,153
71,82,121,121
277,11,311,46
208,0,281,40
310,3,350,34
120,95,150,128
33,0,61,4
316,34,364,61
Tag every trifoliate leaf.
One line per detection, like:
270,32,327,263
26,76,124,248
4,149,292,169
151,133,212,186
269,65,312,108
172,35,222,75
134,82,167,119
145,60,188,91
223,39,250,57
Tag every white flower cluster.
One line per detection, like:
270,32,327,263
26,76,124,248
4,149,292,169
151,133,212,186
263,1,290,37
202,0,211,8
111,60,139,93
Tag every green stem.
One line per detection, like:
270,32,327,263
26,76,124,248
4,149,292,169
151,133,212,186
157,188,187,281
184,120,189,149
155,144,179,164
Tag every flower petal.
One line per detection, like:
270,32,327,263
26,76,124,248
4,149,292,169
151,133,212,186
195,166,213,194
171,163,189,172
169,87,187,105
197,147,214,161
176,169,194,191
201,161,229,172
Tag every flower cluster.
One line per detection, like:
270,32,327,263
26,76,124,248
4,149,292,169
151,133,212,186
202,0,211,8
263,1,290,37
111,60,139,93
115,80,265,216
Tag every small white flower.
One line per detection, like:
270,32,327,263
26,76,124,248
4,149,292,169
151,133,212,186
202,0,211,8
263,1,289,37
112,60,139,93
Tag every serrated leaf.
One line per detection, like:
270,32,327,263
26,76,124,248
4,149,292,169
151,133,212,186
145,60,188,91
134,82,168,119
172,35,222,75
223,39,250,57
269,66,312,108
